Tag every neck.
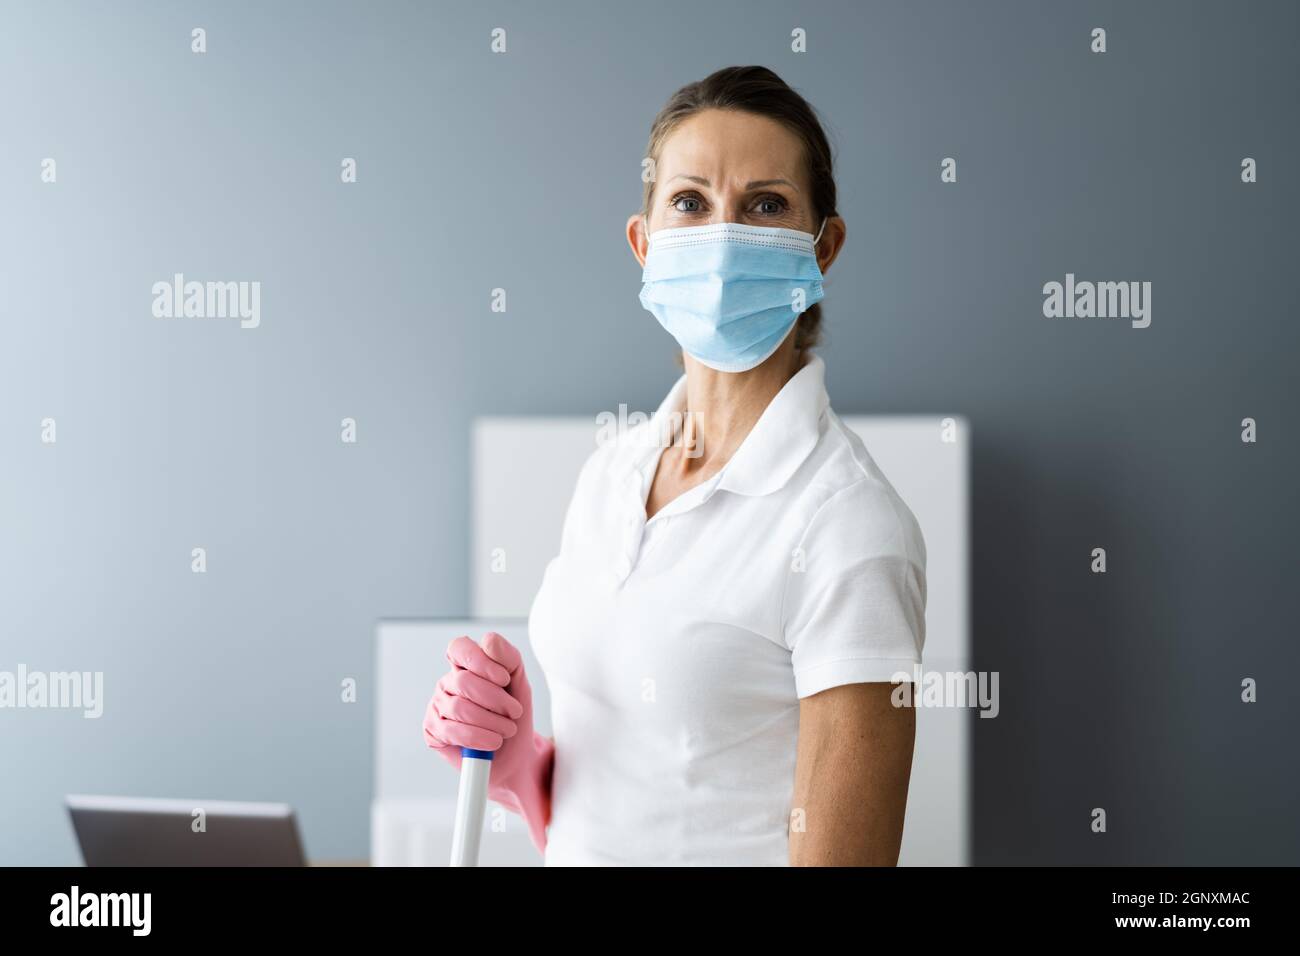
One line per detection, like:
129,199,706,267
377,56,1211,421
676,342,805,470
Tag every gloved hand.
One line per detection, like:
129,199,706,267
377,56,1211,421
422,631,554,855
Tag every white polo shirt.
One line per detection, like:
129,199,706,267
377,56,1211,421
527,354,927,866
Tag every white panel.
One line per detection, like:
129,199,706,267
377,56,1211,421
838,415,970,662
898,656,971,866
472,418,600,619
371,798,539,868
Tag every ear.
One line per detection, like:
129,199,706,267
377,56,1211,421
815,216,847,274
626,212,650,268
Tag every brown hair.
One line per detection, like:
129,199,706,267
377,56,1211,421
641,65,838,352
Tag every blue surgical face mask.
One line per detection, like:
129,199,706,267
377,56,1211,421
638,217,826,373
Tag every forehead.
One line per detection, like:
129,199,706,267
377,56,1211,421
657,109,807,184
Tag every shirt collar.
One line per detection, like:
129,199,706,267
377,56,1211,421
645,353,829,498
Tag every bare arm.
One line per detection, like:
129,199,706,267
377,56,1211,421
788,681,916,866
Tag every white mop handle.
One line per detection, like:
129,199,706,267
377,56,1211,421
449,748,494,867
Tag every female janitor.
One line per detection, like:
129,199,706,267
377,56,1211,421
423,65,927,866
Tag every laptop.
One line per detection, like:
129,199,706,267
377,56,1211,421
67,794,307,866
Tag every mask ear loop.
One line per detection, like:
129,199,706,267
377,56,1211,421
812,216,828,247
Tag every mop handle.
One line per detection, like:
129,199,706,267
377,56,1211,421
449,748,494,867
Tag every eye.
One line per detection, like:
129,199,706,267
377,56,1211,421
670,192,705,214
753,195,787,216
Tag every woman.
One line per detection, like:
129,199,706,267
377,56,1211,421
423,65,927,866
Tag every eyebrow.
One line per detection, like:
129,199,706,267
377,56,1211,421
668,174,799,191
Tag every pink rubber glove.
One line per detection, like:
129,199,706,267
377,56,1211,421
422,631,555,855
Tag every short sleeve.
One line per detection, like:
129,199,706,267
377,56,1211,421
781,479,927,698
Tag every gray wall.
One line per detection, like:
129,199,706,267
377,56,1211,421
2,1,1296,865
